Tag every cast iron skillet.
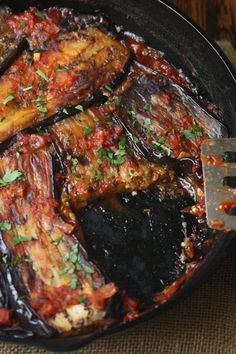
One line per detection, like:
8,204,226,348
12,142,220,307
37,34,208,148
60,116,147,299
1,0,236,351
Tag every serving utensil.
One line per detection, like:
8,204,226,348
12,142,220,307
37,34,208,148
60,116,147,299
201,138,236,230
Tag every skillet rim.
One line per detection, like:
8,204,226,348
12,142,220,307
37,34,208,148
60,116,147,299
0,0,235,351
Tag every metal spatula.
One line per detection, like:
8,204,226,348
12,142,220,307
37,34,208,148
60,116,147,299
201,138,236,230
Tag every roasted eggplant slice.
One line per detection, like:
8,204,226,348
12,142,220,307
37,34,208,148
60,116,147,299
111,62,227,164
50,107,169,210
0,7,28,76
0,25,130,143
0,137,116,335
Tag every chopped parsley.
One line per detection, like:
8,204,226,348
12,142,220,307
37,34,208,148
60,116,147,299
0,170,24,187
128,110,136,119
62,108,69,115
114,96,122,106
35,11,46,19
59,266,74,275
13,235,33,246
97,137,127,166
2,95,14,105
37,104,48,114
52,236,64,245
32,95,47,103
0,221,11,231
104,84,113,92
19,22,26,29
144,103,152,111
70,274,78,289
22,86,33,92
111,136,127,165
36,127,46,135
97,147,109,164
83,126,94,138
36,69,49,82
75,104,84,112
26,192,33,200
78,295,85,303
16,147,22,159
182,125,203,139
39,80,46,88
32,95,48,114
93,116,100,122
66,154,79,167
82,265,94,274
54,64,68,72
144,118,151,126
152,137,172,156
93,169,103,181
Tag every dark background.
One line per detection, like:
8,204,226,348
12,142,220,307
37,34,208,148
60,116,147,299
170,0,236,49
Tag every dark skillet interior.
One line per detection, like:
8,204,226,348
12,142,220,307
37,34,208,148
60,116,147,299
0,0,236,351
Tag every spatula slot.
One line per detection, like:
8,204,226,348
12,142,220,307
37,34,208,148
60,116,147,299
223,176,236,188
226,206,236,216
222,151,236,163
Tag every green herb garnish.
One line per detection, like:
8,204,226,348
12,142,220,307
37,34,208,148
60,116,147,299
37,104,48,114
52,236,64,245
104,84,113,92
32,95,47,103
59,266,75,275
97,147,109,164
35,11,46,19
70,274,78,289
144,118,151,126
54,64,68,72
75,104,84,112
36,69,49,82
0,221,11,231
144,103,152,111
93,169,103,181
62,108,69,115
78,295,85,303
152,137,172,156
83,126,94,138
20,22,27,29
114,96,122,106
2,95,14,105
128,110,136,119
0,170,23,187
83,265,94,274
182,125,203,139
13,235,33,246
22,86,33,92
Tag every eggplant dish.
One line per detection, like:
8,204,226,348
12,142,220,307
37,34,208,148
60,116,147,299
0,5,229,340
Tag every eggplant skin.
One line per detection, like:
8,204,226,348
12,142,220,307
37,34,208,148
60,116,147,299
0,136,116,335
0,233,55,337
0,22,130,144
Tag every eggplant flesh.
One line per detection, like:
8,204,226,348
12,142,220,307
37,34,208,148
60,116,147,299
50,109,169,211
0,17,130,143
0,139,116,335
